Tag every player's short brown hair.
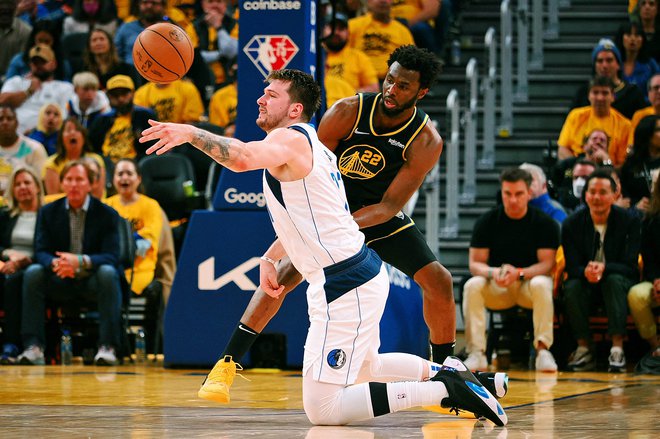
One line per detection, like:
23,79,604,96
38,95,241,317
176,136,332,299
267,69,321,122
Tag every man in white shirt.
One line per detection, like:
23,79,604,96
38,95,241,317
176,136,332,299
0,44,74,134
0,104,47,197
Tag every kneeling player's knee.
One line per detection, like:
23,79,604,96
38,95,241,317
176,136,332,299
303,390,344,426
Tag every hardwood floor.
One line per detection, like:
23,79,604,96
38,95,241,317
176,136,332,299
0,360,658,438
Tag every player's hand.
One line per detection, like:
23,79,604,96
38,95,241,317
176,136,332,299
260,259,284,298
140,119,195,155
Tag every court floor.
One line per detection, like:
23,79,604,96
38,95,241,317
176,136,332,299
0,358,658,438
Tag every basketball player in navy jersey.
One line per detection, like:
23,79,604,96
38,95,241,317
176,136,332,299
200,45,508,405
140,69,507,426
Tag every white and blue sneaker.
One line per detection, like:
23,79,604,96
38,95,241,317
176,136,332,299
474,371,509,399
432,356,508,426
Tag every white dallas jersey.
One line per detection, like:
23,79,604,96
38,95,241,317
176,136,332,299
262,123,365,279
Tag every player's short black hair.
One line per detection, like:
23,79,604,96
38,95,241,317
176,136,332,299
500,167,533,187
585,168,617,193
387,45,443,89
267,69,321,122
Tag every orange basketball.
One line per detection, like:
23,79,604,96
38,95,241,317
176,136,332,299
132,22,194,84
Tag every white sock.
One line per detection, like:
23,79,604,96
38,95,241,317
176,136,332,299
384,380,448,412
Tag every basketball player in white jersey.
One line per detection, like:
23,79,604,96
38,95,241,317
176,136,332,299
139,69,507,426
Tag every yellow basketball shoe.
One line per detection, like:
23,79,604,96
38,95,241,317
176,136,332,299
198,355,243,403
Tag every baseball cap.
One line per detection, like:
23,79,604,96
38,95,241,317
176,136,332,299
29,44,55,63
591,38,622,65
325,12,349,26
106,75,135,92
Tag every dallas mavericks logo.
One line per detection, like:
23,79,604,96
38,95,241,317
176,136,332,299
243,35,299,78
327,349,347,369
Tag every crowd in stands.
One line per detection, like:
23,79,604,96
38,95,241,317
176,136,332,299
461,1,660,374
0,0,656,373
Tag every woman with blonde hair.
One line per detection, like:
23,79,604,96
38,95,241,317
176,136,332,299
27,102,63,155
0,167,43,364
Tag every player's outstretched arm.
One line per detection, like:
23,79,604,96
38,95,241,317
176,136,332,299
352,125,443,228
140,120,303,172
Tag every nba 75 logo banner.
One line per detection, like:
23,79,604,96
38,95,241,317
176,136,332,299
244,35,300,78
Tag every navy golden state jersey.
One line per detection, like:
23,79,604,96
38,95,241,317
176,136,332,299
334,92,429,211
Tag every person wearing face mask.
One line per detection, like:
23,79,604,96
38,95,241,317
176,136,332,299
0,44,74,135
552,129,612,202
323,13,379,93
555,159,596,214
43,117,105,199
63,0,119,37
88,75,156,164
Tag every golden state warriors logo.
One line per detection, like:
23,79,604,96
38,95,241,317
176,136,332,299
338,145,386,180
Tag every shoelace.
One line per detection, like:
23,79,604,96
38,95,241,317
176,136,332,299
205,362,250,385
449,406,463,416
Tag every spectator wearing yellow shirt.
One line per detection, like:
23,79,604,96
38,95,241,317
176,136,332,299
391,0,440,55
208,81,237,137
325,75,356,108
88,75,157,163
133,79,204,123
185,0,238,87
323,13,378,93
104,158,163,295
348,0,415,80
558,76,632,166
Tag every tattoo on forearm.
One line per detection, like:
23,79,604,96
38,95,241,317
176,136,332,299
192,129,232,163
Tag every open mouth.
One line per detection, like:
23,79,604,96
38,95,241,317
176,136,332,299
383,97,396,108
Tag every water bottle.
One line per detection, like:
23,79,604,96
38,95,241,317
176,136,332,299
182,180,195,197
451,39,461,66
61,330,73,365
135,328,147,363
